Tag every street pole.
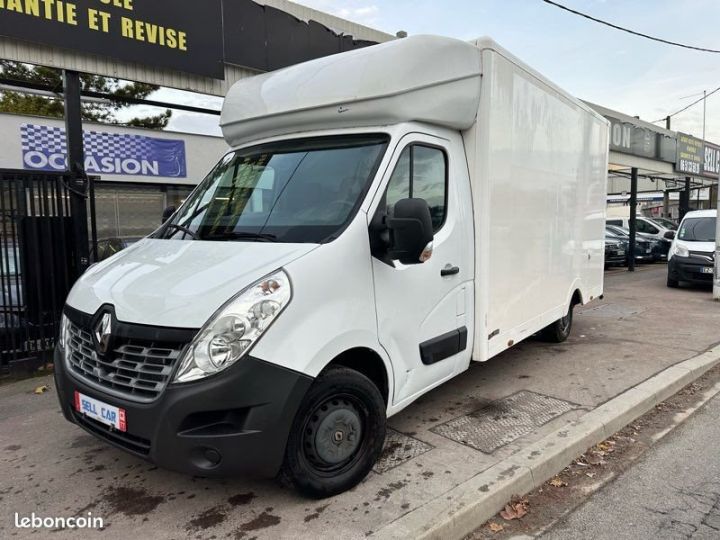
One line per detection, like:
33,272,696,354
703,89,707,142
63,70,90,274
628,167,638,272
680,177,691,220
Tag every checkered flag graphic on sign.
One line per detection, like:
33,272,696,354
21,123,68,153
21,124,159,159
83,130,157,159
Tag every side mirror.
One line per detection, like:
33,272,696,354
161,206,176,224
386,198,434,265
664,231,676,240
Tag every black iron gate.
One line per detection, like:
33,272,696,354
0,170,96,374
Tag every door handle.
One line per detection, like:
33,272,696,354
441,265,460,277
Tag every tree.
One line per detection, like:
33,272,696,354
0,61,171,129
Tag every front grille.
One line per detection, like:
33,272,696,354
65,321,185,402
72,409,151,456
690,251,714,263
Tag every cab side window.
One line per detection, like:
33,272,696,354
384,144,447,232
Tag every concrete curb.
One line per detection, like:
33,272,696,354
373,347,720,540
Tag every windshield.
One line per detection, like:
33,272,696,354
606,226,628,238
678,217,716,242
158,134,389,243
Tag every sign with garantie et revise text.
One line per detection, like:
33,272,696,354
21,123,187,178
0,0,223,78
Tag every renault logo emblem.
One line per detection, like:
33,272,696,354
94,312,113,355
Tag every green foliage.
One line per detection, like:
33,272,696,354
0,61,172,129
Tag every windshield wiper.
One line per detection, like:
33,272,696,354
203,231,278,242
163,223,198,239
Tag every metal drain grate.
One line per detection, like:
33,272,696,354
430,391,576,454
373,429,433,474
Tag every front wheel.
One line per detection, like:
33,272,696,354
280,367,386,498
540,303,574,343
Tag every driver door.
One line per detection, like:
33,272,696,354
370,133,473,406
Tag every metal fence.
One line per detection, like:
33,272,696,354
1,170,95,374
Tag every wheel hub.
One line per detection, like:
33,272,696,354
306,399,363,468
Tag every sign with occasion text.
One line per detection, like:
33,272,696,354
21,123,187,178
606,115,675,163
0,0,224,78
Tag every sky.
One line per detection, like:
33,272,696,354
139,0,720,142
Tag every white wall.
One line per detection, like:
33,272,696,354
0,112,228,186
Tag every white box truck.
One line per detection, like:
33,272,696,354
54,35,609,497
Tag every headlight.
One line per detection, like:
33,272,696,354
673,243,690,258
173,269,292,383
58,313,71,351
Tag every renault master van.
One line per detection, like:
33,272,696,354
54,35,609,497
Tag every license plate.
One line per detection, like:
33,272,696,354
646,249,652,254
702,267,714,274
74,391,126,432
616,250,624,256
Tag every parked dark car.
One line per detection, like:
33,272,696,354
607,224,670,260
604,236,626,268
605,225,660,262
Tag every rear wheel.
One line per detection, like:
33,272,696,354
541,303,574,343
280,367,386,498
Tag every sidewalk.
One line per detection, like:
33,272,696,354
1,265,719,539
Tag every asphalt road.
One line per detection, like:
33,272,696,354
542,391,720,540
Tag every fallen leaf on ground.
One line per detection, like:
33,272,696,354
33,385,49,395
500,498,528,521
597,441,615,453
585,453,606,466
586,472,596,478
488,522,504,533
549,477,567,488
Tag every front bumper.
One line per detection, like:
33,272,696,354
633,244,656,262
668,255,714,285
54,347,313,478
604,252,626,266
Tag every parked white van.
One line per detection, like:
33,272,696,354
54,35,609,497
667,209,716,288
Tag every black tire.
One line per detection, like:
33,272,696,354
280,367,386,498
540,303,574,343
667,275,679,288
